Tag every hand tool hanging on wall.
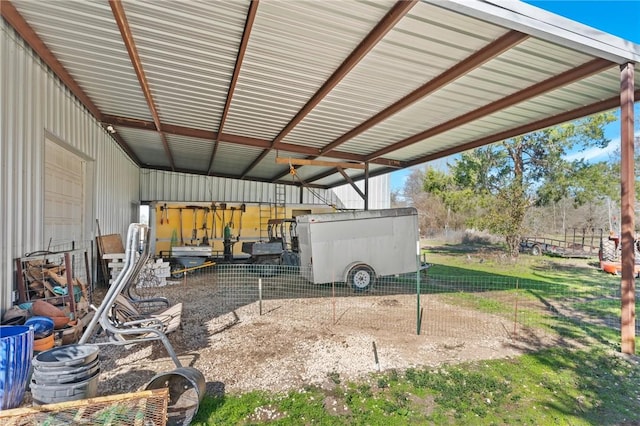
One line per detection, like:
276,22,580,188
191,206,198,243
238,203,245,239
211,203,217,238
164,203,169,225
179,208,184,245
201,207,210,246
160,205,164,225
220,203,227,232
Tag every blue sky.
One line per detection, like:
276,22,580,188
390,1,640,191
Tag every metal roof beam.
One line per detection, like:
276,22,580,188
406,88,640,167
368,57,614,161
320,30,529,156
1,1,140,165
2,1,102,119
207,0,259,175
144,167,328,189
337,167,366,200
241,0,417,178
101,115,406,168
269,154,403,183
110,0,175,171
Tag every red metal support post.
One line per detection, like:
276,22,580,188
620,62,635,354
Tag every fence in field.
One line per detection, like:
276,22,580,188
132,263,630,344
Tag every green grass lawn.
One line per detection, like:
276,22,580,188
191,249,640,425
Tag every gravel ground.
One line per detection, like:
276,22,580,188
18,267,566,407
82,270,564,399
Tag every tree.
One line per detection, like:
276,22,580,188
424,113,617,257
399,167,466,232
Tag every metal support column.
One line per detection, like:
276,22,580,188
620,62,635,354
364,163,370,211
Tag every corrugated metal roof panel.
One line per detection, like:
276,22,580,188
386,70,627,161
211,142,263,176
122,0,249,129
11,1,152,120
222,0,395,140
337,39,597,155
282,1,510,148
167,134,214,172
116,127,170,167
7,0,640,190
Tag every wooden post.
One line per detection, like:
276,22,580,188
620,62,635,354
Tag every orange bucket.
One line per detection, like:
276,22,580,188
33,334,54,352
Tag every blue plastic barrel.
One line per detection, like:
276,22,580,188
0,325,34,410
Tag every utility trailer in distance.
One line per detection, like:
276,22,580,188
296,207,420,290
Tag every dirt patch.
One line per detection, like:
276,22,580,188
76,270,569,397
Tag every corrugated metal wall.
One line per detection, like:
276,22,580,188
140,169,344,207
1,21,139,312
332,175,390,210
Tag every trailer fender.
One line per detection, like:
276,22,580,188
344,262,376,291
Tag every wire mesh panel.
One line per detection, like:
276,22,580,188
0,389,169,426
130,262,630,342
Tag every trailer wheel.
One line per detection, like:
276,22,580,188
347,264,375,291
170,264,184,279
531,244,542,256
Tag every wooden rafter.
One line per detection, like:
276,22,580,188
109,0,175,171
240,0,417,179
275,157,366,170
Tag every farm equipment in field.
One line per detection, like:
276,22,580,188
519,228,602,258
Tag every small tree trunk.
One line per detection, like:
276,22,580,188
506,234,521,258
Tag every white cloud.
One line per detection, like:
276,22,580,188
565,130,639,162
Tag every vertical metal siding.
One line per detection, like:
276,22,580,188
332,175,390,210
140,169,344,207
1,22,139,312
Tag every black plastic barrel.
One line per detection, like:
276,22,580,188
30,344,100,405
146,367,206,426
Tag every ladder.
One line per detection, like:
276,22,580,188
274,184,286,220
259,203,271,240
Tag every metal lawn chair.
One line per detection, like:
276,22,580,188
80,223,183,368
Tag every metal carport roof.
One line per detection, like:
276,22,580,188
2,0,639,190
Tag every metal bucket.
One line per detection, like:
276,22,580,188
0,325,34,410
145,367,206,426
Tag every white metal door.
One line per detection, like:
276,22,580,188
44,139,85,249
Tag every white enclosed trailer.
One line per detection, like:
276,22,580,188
296,208,419,290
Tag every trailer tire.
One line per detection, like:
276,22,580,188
531,244,542,256
347,264,375,291
170,264,184,279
